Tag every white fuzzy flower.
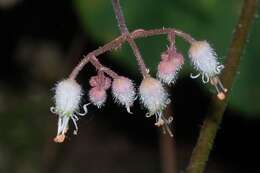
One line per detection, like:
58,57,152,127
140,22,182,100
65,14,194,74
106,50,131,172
189,41,227,100
139,77,173,137
112,76,136,113
50,79,88,143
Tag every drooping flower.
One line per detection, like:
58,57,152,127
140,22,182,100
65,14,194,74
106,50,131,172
189,41,227,100
89,87,107,108
88,72,111,107
112,76,136,113
139,77,173,137
157,46,184,85
50,79,88,143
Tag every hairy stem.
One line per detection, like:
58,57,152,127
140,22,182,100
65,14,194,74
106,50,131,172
186,0,258,173
69,28,194,80
111,0,128,34
126,37,150,78
112,0,150,78
89,55,119,79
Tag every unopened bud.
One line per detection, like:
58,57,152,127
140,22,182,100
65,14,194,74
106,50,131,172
112,76,136,113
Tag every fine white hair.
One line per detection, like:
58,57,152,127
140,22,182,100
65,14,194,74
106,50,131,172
112,76,136,113
54,79,82,114
139,77,168,115
189,41,220,77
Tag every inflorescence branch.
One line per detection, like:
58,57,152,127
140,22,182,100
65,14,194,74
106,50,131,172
89,55,119,79
52,0,229,144
112,0,149,78
69,28,195,80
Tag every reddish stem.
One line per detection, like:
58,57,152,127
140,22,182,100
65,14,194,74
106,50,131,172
69,28,195,80
89,55,119,79
112,0,150,78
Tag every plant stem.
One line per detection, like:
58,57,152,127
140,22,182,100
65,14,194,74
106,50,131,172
186,0,258,173
112,0,150,78
89,55,119,79
69,28,194,80
111,0,128,34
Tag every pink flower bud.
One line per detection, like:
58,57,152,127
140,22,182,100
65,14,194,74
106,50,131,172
157,47,184,85
89,73,111,90
89,87,107,108
103,77,112,90
112,76,136,113
89,76,99,87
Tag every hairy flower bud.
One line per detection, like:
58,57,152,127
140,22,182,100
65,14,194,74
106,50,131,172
89,74,111,90
89,87,107,108
89,76,98,87
189,41,227,100
103,77,112,90
157,46,184,85
139,77,173,136
112,76,136,113
50,79,88,143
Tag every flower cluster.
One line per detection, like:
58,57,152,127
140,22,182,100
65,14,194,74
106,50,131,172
50,69,137,142
50,34,227,142
157,40,227,98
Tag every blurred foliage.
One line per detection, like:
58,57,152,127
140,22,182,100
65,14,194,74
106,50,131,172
74,0,260,115
0,89,52,173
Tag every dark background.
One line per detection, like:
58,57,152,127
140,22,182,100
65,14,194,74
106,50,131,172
0,0,259,173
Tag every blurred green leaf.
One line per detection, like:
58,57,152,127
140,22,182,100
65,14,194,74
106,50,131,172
74,0,260,115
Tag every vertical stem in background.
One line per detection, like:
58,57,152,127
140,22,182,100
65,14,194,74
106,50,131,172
186,0,258,173
160,135,177,173
111,0,150,78
160,96,177,173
